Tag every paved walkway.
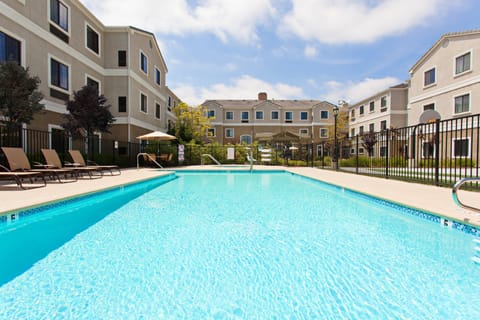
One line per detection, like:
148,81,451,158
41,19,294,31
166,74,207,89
1,166,479,227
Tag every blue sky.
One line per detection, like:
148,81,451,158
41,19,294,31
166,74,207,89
80,0,480,106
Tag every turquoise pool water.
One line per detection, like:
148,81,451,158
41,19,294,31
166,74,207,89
0,171,479,319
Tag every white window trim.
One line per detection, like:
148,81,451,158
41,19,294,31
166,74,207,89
139,91,148,114
0,27,26,67
300,111,309,121
207,127,216,137
320,110,329,120
423,66,437,88
48,124,71,149
320,128,329,138
271,110,279,120
423,102,436,111
85,73,102,94
369,101,375,113
154,100,161,120
84,22,101,57
451,137,471,158
239,134,252,144
380,96,388,110
225,128,234,138
241,111,250,121
299,128,309,136
48,53,71,94
225,111,234,120
421,141,436,159
453,91,471,115
47,0,71,36
154,66,161,86
285,111,293,121
359,105,365,116
453,49,473,78
139,49,148,75
255,110,264,120
207,109,216,118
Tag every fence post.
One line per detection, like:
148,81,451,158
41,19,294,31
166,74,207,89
435,119,440,186
385,129,389,179
355,135,359,174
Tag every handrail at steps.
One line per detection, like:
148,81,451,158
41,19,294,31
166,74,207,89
201,154,221,165
137,153,164,169
452,177,480,213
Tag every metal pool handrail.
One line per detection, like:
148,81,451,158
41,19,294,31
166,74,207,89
452,177,480,213
137,153,164,169
201,154,221,165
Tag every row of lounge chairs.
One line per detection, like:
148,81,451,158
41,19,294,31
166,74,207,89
0,147,120,190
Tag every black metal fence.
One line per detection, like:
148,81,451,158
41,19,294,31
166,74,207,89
0,113,479,189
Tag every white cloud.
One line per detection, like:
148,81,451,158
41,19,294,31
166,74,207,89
172,75,304,106
80,0,276,44
304,45,317,58
280,0,460,44
323,77,401,103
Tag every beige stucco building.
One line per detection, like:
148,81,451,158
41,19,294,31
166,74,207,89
202,92,336,151
408,30,480,124
0,0,177,148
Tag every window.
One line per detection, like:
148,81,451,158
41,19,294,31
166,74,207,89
241,111,249,123
358,147,365,154
207,110,215,118
50,58,69,91
454,94,470,114
453,138,470,157
225,128,234,138
285,111,293,122
380,120,387,131
50,0,69,32
423,103,435,111
350,128,355,137
271,111,279,120
320,110,329,119
140,93,147,113
155,68,161,85
118,50,127,67
369,123,374,132
380,96,387,111
424,68,436,86
140,52,147,73
422,142,435,158
350,109,355,121
255,111,264,120
0,31,21,64
155,103,160,119
118,96,127,113
86,25,99,54
455,52,471,75
299,128,309,136
240,135,252,144
317,145,323,157
207,128,216,137
225,111,234,120
369,101,374,112
86,76,99,93
320,128,329,138
300,111,308,120
359,126,364,135
380,146,387,157
359,105,364,115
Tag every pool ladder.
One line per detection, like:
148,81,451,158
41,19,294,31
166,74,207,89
452,177,480,213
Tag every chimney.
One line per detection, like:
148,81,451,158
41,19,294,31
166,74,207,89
258,92,267,101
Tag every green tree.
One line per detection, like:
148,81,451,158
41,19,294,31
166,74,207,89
174,102,211,144
0,61,44,131
62,85,115,138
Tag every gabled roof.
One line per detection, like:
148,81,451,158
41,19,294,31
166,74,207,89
409,30,480,74
201,99,331,109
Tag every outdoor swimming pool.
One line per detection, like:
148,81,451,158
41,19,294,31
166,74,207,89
0,171,479,319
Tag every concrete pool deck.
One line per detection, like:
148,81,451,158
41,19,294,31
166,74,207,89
1,166,479,228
